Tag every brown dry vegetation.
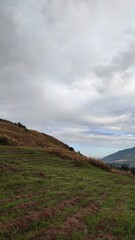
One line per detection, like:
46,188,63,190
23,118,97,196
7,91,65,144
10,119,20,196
0,118,111,171
0,118,69,149
34,193,109,240
0,118,135,180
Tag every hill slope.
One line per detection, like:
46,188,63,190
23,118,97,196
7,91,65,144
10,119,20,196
103,146,135,167
0,118,83,161
0,146,135,239
0,118,69,149
0,119,135,239
0,118,113,173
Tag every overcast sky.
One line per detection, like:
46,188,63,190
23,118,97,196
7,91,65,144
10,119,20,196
1,0,135,157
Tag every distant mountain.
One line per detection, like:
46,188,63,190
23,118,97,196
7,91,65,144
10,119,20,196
102,146,135,167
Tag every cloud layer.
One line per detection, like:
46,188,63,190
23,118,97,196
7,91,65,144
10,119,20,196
1,0,135,157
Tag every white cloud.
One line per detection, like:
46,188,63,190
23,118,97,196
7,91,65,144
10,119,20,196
1,0,135,157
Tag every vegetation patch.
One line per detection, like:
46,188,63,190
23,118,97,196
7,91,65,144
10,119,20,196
0,136,9,146
0,146,135,240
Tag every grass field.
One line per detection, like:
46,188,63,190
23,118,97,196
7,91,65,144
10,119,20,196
0,146,135,240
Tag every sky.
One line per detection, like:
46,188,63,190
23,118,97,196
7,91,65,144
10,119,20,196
1,0,135,158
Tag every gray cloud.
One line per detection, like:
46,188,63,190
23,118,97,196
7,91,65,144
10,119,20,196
1,0,135,157
93,39,135,95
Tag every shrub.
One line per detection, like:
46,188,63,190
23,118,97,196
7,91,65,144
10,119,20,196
130,168,135,175
15,122,28,132
121,164,129,171
0,136,9,145
68,146,74,151
87,157,111,171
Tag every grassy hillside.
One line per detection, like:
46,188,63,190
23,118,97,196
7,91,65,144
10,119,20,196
0,119,69,149
0,118,85,162
0,146,135,240
0,118,111,172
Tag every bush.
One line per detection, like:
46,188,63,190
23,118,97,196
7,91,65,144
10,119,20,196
15,122,28,132
68,146,74,151
0,136,9,145
121,164,129,171
87,158,111,171
129,167,135,175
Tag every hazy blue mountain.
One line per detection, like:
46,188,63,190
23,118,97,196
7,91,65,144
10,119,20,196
102,147,135,167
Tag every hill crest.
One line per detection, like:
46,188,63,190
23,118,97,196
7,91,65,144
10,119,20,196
0,118,68,148
0,118,112,172
0,118,86,162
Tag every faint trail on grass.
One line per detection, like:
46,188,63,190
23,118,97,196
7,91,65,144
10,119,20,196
0,190,68,218
30,192,109,240
0,162,20,173
94,219,120,240
0,186,66,205
0,195,84,234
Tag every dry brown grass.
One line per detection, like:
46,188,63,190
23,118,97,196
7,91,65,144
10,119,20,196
0,119,93,168
31,192,109,240
0,162,20,173
110,168,135,177
0,195,83,233
0,119,69,149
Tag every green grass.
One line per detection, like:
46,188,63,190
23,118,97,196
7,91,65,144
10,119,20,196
0,146,135,240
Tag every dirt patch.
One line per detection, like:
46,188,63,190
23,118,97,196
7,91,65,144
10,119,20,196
0,195,84,233
99,192,110,201
0,192,37,205
31,192,110,239
0,163,20,173
56,195,83,210
31,201,100,239
85,238,96,240
0,189,51,205
32,172,46,178
95,219,118,240
51,201,100,236
17,201,37,210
